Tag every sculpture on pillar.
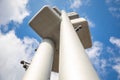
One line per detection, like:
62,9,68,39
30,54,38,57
20,60,30,71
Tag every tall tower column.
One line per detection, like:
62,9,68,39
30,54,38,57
59,10,99,80
23,39,54,80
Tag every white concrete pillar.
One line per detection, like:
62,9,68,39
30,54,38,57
59,10,99,80
22,39,54,80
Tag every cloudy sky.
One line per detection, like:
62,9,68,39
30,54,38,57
0,0,120,80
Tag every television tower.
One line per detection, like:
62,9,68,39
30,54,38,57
22,5,100,80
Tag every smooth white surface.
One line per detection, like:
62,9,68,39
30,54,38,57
59,10,99,80
29,6,61,72
22,39,54,80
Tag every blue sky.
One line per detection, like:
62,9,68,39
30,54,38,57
0,0,120,80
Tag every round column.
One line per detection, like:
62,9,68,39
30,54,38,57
23,39,54,80
59,10,99,80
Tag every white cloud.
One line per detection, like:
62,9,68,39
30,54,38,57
113,64,120,79
106,0,120,18
115,58,120,63
70,0,82,9
86,41,106,71
86,18,95,27
86,41,102,58
69,0,90,9
0,30,59,80
106,47,114,54
86,38,120,79
0,0,29,25
86,41,108,79
109,7,120,18
109,37,120,48
0,30,39,80
108,36,120,79
23,37,39,59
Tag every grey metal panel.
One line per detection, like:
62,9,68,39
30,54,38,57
67,12,79,20
71,18,92,48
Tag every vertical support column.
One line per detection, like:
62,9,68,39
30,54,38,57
23,39,54,80
59,10,99,80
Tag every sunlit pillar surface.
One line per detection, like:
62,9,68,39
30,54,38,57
59,10,99,80
23,39,54,80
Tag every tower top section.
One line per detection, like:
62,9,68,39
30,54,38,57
29,5,92,72
29,5,92,49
